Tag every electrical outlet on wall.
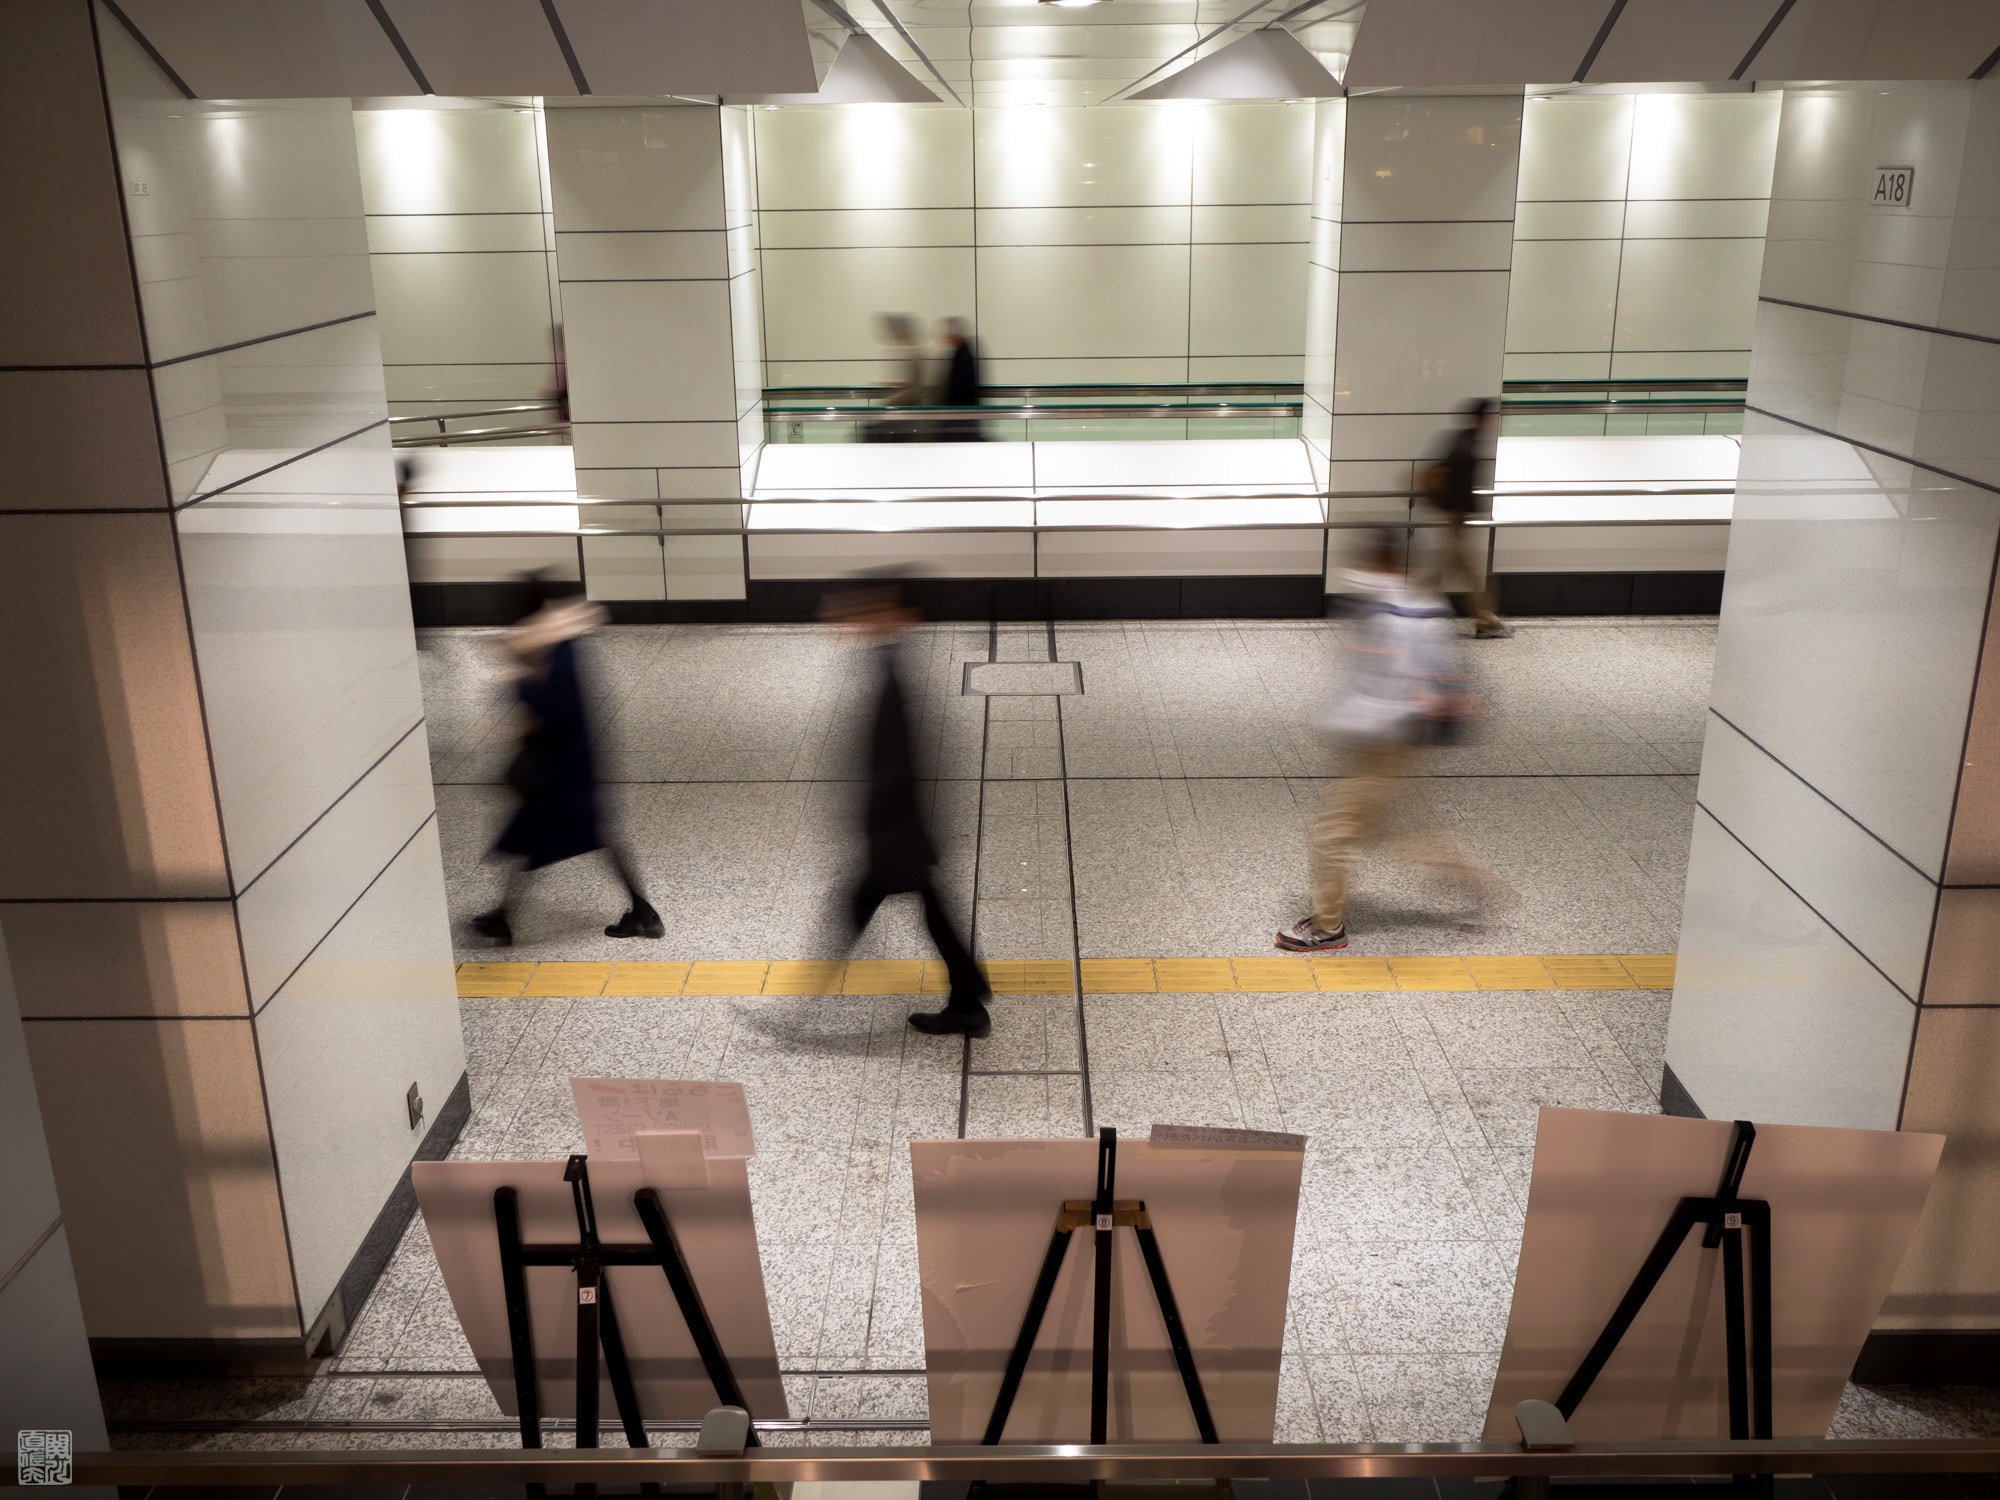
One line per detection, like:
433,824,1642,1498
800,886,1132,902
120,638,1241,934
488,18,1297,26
407,1082,425,1132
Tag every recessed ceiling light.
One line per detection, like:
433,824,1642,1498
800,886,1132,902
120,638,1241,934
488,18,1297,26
1040,0,1105,8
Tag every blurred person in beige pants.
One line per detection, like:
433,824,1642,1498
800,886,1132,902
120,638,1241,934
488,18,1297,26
1277,531,1507,951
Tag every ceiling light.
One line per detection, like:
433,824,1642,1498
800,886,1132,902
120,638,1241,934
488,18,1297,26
1040,0,1105,8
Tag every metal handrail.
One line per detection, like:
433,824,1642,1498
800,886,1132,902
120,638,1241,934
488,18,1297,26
766,383,1301,401
395,424,572,448
768,404,1303,421
33,1436,2000,1487
387,403,566,425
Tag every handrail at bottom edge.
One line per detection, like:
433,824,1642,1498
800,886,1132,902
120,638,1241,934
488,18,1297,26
34,1438,2000,1485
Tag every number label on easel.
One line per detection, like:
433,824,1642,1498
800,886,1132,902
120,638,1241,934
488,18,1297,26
579,1286,598,1304
1723,1212,1742,1229
1094,1214,1113,1231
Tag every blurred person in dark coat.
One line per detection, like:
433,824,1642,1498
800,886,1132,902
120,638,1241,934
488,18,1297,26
936,316,983,442
1419,396,1510,638
472,575,662,947
825,575,990,1036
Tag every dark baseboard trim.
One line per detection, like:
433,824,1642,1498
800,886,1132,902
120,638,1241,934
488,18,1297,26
1495,571,1724,617
1659,1063,1705,1118
415,576,1333,626
1853,1329,2000,1385
415,573,1725,627
90,1072,471,1376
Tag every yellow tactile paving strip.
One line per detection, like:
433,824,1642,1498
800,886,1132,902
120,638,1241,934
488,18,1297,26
457,954,1674,999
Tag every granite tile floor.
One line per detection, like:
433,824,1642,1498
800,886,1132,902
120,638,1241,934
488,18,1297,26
106,617,2000,1450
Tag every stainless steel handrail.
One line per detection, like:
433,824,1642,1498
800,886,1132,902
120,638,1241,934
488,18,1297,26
394,424,572,448
387,403,566,425
33,1437,2000,1487
767,383,1302,400
767,405,1303,421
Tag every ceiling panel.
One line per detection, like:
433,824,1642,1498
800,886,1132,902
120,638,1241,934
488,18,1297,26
380,0,581,95
1344,0,1614,87
1583,0,1781,83
1750,0,2000,81
116,0,419,98
553,0,817,94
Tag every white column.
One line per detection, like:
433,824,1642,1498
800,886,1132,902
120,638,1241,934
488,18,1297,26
0,0,461,1351
546,101,763,604
1667,80,2000,1355
1324,95,1522,546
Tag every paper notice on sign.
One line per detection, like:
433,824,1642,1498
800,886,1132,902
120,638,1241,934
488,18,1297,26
1150,1123,1306,1152
571,1079,756,1160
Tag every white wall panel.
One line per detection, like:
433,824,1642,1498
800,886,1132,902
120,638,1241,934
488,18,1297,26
1190,243,1307,358
1626,94,1781,203
354,108,545,216
978,206,1191,246
760,246,976,364
370,252,557,366
555,230,727,280
1710,415,1999,878
1332,272,1511,413
756,106,973,210
979,245,1191,361
1668,810,1915,1131
1515,96,1632,202
257,820,462,1319
1614,237,1769,353
759,208,973,249
1342,96,1523,223
1340,221,1515,272
546,104,725,231
1191,102,1314,206
1696,714,1938,997
563,280,737,423
1504,239,1618,353
975,105,1194,209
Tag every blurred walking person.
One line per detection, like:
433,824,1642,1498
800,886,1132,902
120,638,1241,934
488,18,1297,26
472,575,662,947
1278,530,1504,952
866,313,927,443
1420,396,1510,638
827,576,991,1036
936,316,983,442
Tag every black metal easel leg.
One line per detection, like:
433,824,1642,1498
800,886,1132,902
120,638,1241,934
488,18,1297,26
1556,1199,1699,1419
596,1278,661,1496
633,1187,761,1447
1748,1202,1773,1439
1090,1128,1117,1446
495,1188,547,1499
1132,1224,1218,1443
576,1259,602,1499
981,1225,1077,1444
1721,1220,1750,1441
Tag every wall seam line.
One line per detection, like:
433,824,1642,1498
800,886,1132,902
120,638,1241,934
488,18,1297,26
1695,802,1918,1007
233,717,427,898
0,1218,64,1300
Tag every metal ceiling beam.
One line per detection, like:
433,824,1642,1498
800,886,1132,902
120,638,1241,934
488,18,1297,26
865,0,963,104
1571,0,1627,81
364,0,434,93
1730,0,1797,80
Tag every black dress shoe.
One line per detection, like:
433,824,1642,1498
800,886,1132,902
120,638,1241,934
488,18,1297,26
605,901,665,939
909,1007,992,1038
471,908,513,946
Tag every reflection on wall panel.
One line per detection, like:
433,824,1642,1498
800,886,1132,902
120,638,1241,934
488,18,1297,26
1505,94,1781,385
353,106,561,420
752,102,1312,388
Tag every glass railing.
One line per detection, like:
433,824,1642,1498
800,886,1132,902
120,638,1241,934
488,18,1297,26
1500,379,1748,437
762,383,1305,443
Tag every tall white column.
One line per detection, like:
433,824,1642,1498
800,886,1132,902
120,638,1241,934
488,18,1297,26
0,0,461,1352
1668,80,2000,1362
546,101,766,605
1323,95,1522,548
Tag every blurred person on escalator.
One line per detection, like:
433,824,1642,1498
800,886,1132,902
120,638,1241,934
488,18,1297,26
935,316,984,442
823,573,991,1037
865,313,927,443
1418,396,1510,638
1277,529,1507,953
471,572,662,947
